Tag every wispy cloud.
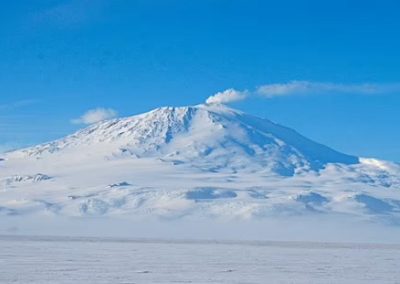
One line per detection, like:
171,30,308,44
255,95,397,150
0,99,37,111
256,81,400,98
71,108,118,125
33,0,106,27
206,81,400,105
206,89,248,105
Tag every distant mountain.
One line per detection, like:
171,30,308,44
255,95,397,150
1,104,399,222
8,104,358,175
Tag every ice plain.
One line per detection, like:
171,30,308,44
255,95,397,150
1,235,400,284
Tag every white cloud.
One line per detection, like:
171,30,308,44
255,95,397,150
256,81,400,98
206,89,248,105
205,81,400,105
71,108,118,125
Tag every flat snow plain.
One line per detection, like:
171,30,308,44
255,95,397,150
1,236,400,284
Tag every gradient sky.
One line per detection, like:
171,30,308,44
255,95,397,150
1,0,399,161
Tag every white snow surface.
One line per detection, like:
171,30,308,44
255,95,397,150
1,104,400,225
1,236,400,284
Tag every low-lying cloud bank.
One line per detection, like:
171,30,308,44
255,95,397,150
206,81,400,104
2,215,400,244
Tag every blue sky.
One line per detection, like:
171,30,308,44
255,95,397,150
1,0,399,161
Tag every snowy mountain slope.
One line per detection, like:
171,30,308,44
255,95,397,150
6,104,358,174
0,104,399,222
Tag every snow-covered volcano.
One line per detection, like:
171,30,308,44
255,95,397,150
8,104,358,175
1,104,399,222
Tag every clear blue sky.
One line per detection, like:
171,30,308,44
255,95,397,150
1,0,399,161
